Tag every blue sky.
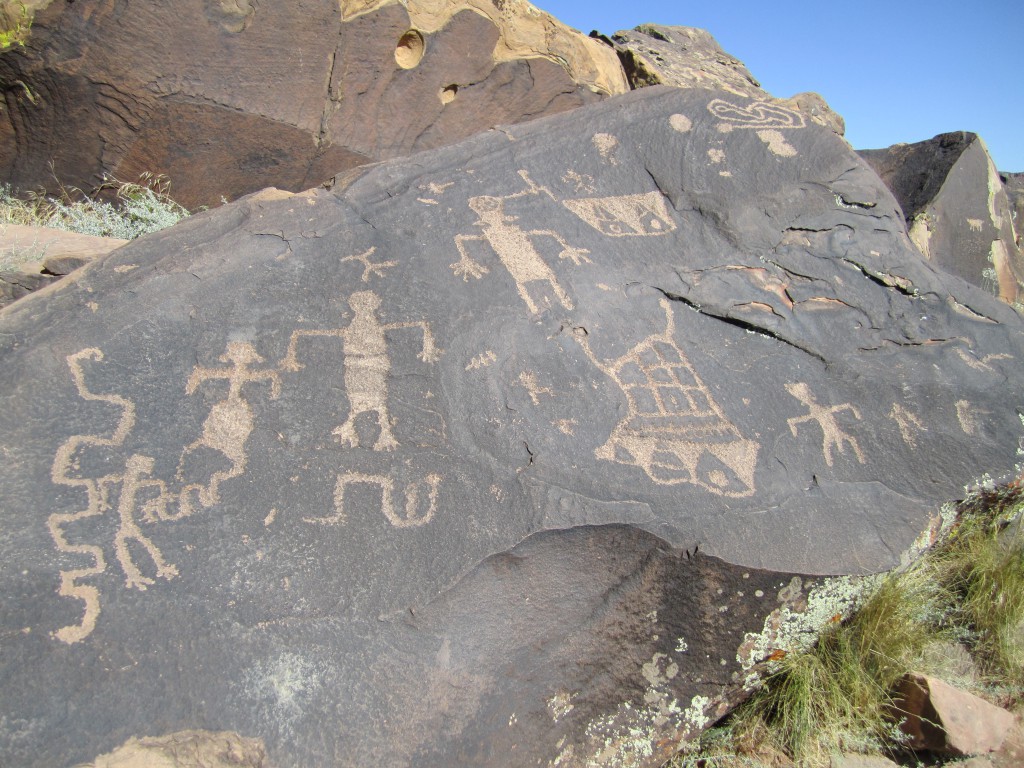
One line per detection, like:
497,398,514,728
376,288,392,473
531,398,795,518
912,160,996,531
540,0,1024,172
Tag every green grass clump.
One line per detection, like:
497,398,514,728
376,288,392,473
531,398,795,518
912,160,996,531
0,1,31,50
673,479,1024,768
0,175,190,242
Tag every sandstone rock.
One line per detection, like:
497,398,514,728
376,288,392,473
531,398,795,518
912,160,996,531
0,0,626,209
859,132,1024,305
87,730,268,768
600,24,844,135
0,223,127,308
1,86,1023,768
893,674,1016,755
1001,171,1023,249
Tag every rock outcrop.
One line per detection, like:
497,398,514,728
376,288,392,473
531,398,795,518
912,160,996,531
2,86,1023,768
0,224,127,308
859,132,1024,306
599,24,844,135
0,0,625,209
1001,171,1024,249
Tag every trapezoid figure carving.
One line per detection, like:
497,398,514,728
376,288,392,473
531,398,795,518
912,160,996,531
281,290,438,451
572,299,758,497
785,382,865,466
451,170,590,314
707,98,806,129
303,471,441,528
177,341,282,514
562,192,677,237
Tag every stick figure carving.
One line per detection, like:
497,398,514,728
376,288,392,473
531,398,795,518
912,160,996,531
451,170,590,314
785,382,866,466
281,291,438,450
177,341,282,514
573,299,758,497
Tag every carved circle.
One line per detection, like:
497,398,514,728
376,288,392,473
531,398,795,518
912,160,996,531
395,30,425,69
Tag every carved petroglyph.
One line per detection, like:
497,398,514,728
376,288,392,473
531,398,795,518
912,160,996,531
416,180,454,205
968,218,984,232
563,192,677,238
562,169,596,194
518,371,554,405
177,342,282,514
707,98,806,130
888,403,927,449
756,129,797,157
554,418,578,435
48,348,135,644
785,383,865,467
955,348,1012,373
303,471,441,528
592,133,620,165
956,400,984,435
451,170,590,313
707,148,726,164
572,300,758,496
341,246,397,283
669,113,692,133
114,455,179,590
281,291,438,450
466,350,497,371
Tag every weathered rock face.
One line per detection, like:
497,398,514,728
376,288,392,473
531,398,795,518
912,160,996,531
1001,171,1024,249
859,132,1024,306
0,0,625,209
0,224,127,308
2,86,1023,768
598,24,845,135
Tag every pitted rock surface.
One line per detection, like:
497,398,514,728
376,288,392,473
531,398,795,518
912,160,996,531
0,0,625,209
860,132,1024,305
2,86,1024,767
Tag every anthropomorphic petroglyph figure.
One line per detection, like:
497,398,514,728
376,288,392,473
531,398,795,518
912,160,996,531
177,342,282,513
573,299,758,497
113,454,178,590
304,471,441,528
281,291,438,451
451,170,590,314
785,382,865,466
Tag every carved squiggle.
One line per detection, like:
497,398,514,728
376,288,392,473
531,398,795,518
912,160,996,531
47,349,136,644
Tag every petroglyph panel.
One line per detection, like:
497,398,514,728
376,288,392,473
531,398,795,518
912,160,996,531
707,98,805,129
563,192,677,238
451,170,590,314
281,290,438,451
669,113,692,133
786,383,865,467
572,299,758,497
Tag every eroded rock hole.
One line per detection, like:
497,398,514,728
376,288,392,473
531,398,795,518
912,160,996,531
395,30,425,69
440,84,458,104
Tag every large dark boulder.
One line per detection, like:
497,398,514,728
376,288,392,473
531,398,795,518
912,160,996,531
859,132,1024,306
1002,170,1024,249
2,86,1023,768
0,0,625,210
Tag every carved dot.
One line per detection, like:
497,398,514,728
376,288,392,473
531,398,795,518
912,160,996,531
669,113,692,133
440,84,458,105
395,29,425,69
